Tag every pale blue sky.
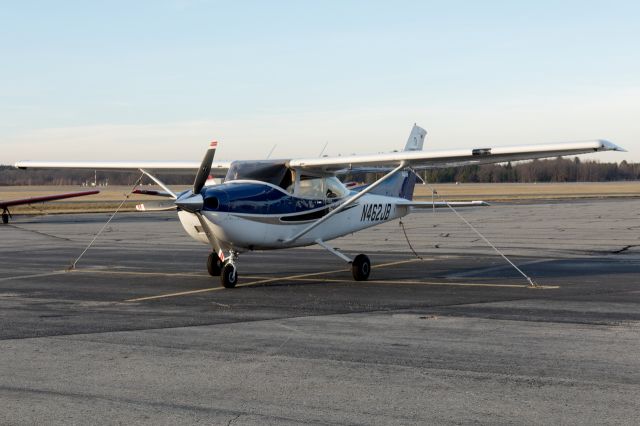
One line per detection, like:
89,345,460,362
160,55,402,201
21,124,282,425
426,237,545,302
2,0,638,163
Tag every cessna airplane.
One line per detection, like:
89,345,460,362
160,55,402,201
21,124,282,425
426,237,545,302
15,125,624,288
1,190,100,224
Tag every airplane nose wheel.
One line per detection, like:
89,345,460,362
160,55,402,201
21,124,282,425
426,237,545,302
220,250,239,288
221,262,238,288
1,213,8,225
351,254,371,281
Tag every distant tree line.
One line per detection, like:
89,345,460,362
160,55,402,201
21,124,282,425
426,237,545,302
419,158,639,183
1,157,639,186
0,166,194,186
345,157,638,184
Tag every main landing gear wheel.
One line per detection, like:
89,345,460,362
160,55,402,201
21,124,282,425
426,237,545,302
1,213,8,225
207,252,223,276
221,262,238,288
351,254,371,281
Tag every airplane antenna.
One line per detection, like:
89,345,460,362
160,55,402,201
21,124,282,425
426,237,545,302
266,144,277,160
318,142,329,157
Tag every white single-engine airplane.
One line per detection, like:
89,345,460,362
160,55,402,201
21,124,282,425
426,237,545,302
15,125,624,288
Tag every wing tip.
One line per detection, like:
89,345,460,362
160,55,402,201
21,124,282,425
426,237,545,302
598,140,626,152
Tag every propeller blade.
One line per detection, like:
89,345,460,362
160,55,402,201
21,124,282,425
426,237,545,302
193,141,218,195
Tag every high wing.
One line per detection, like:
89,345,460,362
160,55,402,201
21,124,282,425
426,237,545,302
0,190,100,209
14,161,232,177
289,140,625,174
14,136,625,178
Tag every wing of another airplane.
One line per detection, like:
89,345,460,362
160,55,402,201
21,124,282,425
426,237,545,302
289,140,625,174
0,190,100,209
1,190,100,223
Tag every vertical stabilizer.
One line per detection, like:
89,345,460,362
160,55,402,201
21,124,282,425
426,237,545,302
404,124,427,151
366,124,427,200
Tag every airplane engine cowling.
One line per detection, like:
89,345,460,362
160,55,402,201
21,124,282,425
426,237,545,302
202,189,229,212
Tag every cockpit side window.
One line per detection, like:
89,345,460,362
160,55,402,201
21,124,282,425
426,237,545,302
295,175,348,200
296,175,324,199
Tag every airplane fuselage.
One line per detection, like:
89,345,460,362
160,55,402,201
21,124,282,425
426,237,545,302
177,180,410,251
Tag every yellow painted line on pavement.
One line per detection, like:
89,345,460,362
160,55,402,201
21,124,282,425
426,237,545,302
0,271,68,282
72,269,207,278
125,267,349,302
372,258,426,269
125,258,431,302
124,255,560,302
279,277,559,289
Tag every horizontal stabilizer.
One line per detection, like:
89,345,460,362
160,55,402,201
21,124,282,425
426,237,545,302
397,200,489,209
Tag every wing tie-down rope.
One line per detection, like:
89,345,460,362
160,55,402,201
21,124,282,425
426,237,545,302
67,173,145,271
407,181,538,288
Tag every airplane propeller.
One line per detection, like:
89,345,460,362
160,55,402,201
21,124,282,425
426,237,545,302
173,141,226,258
174,141,218,213
194,141,217,194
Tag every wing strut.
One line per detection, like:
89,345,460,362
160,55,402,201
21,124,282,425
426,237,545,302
283,162,406,244
139,169,178,199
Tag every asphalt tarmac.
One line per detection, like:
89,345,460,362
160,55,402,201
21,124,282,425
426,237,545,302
1,199,639,425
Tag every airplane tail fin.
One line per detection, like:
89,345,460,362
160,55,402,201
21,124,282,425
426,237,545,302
404,124,427,151
368,124,426,200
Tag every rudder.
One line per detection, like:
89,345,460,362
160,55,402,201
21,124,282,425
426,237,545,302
404,124,427,151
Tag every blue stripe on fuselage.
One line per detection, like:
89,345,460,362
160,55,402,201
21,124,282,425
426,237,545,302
202,182,338,215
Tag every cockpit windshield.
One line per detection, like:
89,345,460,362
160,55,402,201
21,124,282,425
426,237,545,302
224,161,348,199
225,161,292,190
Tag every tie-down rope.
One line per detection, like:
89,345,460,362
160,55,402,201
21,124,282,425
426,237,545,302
67,173,145,271
400,181,538,287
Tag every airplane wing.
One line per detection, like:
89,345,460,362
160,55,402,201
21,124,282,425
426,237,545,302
14,161,232,177
14,140,625,177
0,190,100,209
289,140,625,173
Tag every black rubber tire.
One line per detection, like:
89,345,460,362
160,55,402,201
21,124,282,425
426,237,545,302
221,262,238,288
1,213,8,225
351,254,371,281
207,252,223,276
